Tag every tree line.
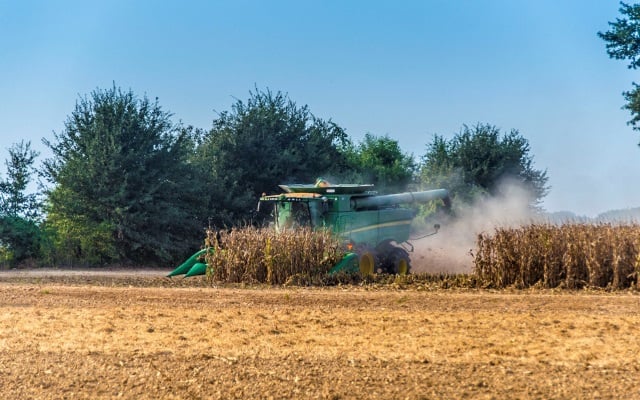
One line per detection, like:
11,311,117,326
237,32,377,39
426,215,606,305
3,2,638,269
0,86,548,268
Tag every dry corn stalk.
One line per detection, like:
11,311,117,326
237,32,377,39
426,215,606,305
473,223,640,289
204,226,344,284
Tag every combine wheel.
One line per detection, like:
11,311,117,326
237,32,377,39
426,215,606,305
358,252,375,276
391,249,411,275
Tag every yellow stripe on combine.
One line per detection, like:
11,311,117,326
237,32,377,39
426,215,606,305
343,220,412,235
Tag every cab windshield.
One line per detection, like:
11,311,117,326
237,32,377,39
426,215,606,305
276,201,312,230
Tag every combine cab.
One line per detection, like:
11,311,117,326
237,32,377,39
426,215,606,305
169,181,449,277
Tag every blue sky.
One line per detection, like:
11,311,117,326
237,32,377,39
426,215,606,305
0,1,637,217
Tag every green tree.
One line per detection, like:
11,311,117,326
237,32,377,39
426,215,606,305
598,2,640,138
196,88,350,226
42,85,204,265
0,141,41,219
343,133,416,193
0,216,42,265
419,123,549,208
0,141,42,265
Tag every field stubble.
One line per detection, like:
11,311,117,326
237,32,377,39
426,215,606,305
0,273,639,399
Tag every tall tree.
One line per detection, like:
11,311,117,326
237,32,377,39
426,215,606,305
598,2,640,140
419,124,549,208
0,141,42,264
196,88,350,226
0,141,40,219
343,133,416,193
42,85,204,265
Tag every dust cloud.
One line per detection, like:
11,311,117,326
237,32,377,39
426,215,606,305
409,180,538,274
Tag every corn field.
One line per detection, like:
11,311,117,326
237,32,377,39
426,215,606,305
204,227,345,284
474,223,640,289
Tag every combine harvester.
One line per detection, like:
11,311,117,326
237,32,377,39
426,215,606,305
168,181,450,277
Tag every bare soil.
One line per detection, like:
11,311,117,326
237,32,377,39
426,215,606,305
1,270,639,399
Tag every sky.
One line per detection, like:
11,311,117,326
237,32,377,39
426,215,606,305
0,0,637,217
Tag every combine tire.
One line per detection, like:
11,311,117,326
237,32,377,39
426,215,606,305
391,249,411,275
359,252,375,275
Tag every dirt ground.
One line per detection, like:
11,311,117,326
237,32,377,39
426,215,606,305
1,270,639,399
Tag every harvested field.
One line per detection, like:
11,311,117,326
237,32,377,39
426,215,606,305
1,272,639,399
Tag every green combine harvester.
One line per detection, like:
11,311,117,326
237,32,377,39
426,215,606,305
168,181,450,277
